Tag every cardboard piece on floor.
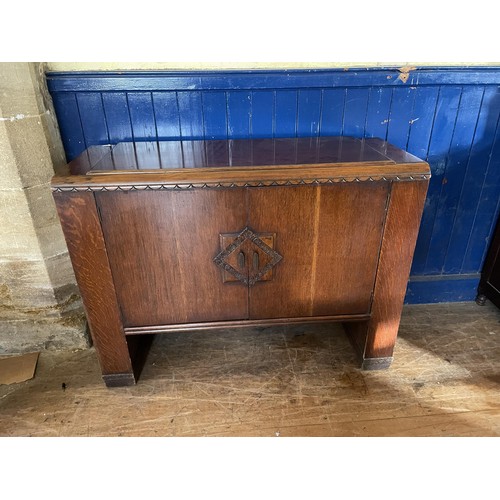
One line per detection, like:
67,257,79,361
0,352,39,385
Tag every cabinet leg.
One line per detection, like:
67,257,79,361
100,336,154,387
53,191,139,387
343,321,394,370
99,335,155,387
344,180,429,371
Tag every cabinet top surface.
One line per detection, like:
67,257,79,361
68,137,425,174
52,137,430,190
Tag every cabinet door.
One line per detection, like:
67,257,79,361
96,189,248,326
248,183,389,319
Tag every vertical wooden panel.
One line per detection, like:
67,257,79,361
248,184,388,319
133,142,161,169
152,92,181,139
96,189,248,325
320,88,345,136
297,89,321,137
426,86,484,274
227,91,252,138
127,92,157,140
177,91,204,138
364,87,393,139
406,87,440,159
343,88,369,137
51,92,86,160
446,87,500,273
202,91,227,139
462,112,500,272
275,90,297,137
248,186,314,319
76,92,109,146
158,141,184,169
405,86,440,274
181,140,206,168
102,92,133,143
251,91,274,137
386,87,416,149
411,86,462,275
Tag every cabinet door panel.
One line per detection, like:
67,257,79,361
96,189,248,326
248,184,389,318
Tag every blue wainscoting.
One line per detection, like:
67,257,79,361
46,68,500,304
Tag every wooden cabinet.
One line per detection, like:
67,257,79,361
52,137,430,387
477,215,500,309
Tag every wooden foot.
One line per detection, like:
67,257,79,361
100,336,155,387
343,321,394,370
361,357,393,370
475,294,487,306
103,373,136,387
343,322,395,370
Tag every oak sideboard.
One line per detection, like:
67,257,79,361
52,137,430,387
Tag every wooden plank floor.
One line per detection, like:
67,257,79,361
1,302,499,436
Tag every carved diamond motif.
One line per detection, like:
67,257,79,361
214,227,283,286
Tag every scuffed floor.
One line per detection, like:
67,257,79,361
1,302,499,436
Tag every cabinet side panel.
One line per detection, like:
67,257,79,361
365,180,429,359
248,183,388,318
96,189,248,325
52,191,133,376
480,216,500,285
479,216,500,307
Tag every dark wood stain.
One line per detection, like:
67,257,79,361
96,189,248,326
52,191,133,379
344,181,429,361
52,136,430,386
63,136,427,176
248,183,389,318
477,216,500,309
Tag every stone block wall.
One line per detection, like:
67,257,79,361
0,63,88,352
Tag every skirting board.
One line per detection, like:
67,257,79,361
405,275,480,304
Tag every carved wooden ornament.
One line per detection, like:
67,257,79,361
214,227,283,286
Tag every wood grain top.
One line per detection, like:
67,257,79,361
67,137,424,173
52,137,430,190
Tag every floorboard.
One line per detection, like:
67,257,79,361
1,302,499,436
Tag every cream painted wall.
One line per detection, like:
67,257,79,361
45,62,499,72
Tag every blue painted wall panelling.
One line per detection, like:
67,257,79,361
343,88,369,137
227,91,252,139
177,91,204,139
201,91,227,139
102,92,133,143
250,91,274,138
275,90,297,137
320,88,345,136
297,90,322,137
46,68,500,304
462,121,500,272
51,92,85,160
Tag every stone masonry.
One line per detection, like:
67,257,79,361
0,63,88,352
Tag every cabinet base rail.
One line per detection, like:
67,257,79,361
124,314,372,335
